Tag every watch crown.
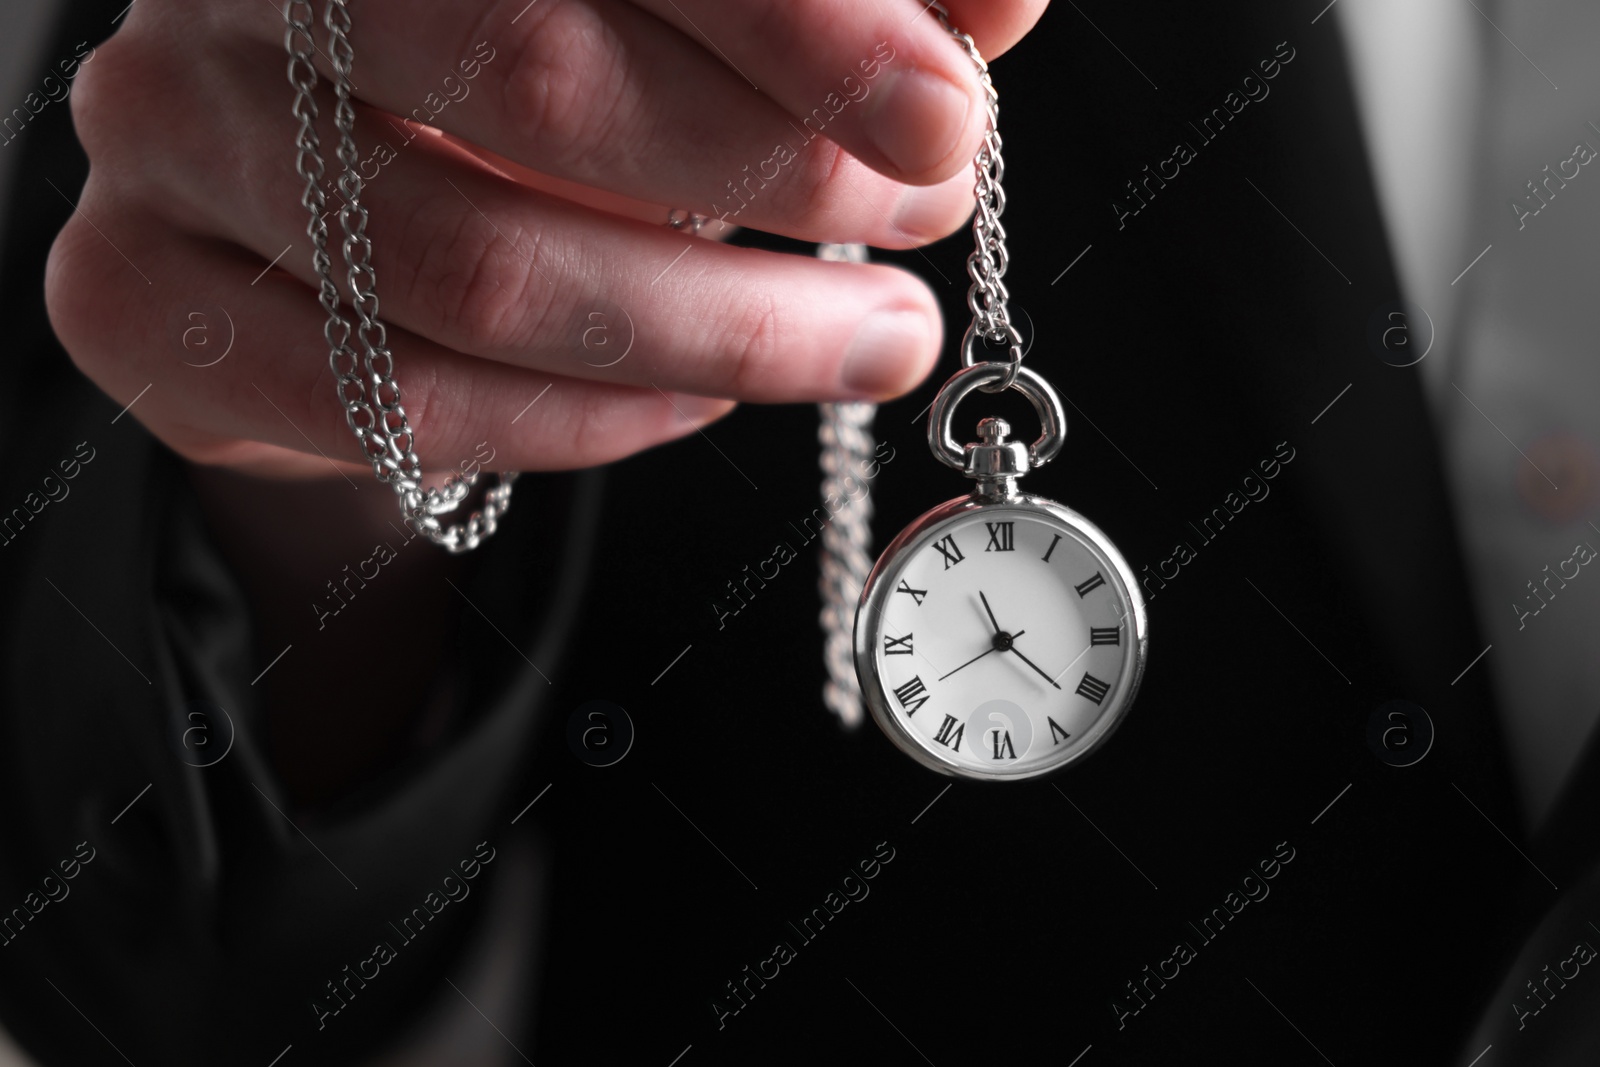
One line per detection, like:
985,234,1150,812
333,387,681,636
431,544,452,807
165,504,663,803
965,417,1031,499
977,417,1010,444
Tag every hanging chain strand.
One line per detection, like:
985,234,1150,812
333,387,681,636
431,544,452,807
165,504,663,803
285,0,516,553
927,3,1023,390
816,242,877,730
815,12,1007,725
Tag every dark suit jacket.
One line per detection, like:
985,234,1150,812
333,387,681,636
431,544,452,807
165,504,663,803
1,1,1593,1064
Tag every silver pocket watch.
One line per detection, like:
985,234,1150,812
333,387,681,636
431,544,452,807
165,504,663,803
854,364,1147,781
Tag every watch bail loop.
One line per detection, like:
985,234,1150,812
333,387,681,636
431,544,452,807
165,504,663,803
927,363,1067,495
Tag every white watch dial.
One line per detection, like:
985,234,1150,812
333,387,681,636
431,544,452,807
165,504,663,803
858,500,1146,780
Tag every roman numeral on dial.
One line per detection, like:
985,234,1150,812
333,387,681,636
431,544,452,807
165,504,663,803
1075,572,1107,598
1043,533,1062,563
883,632,914,656
1048,717,1070,745
933,714,965,750
985,521,1014,552
932,534,965,570
896,580,928,606
1075,673,1111,705
1090,627,1120,646
892,676,930,716
991,730,1016,759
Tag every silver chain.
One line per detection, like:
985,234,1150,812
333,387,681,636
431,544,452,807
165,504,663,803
816,243,877,730
926,2,1023,390
816,13,1010,725
284,0,516,553
666,208,708,234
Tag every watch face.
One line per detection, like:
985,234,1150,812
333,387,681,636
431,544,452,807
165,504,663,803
855,494,1147,780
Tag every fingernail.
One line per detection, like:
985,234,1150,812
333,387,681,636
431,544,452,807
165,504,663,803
862,68,973,177
667,392,732,424
842,310,932,397
893,184,965,242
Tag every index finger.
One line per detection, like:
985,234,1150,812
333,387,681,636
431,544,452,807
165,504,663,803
226,0,982,244
629,0,1051,183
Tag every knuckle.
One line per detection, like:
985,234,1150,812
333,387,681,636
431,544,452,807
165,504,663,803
517,381,636,472
394,195,561,353
396,357,478,469
63,39,115,156
498,0,633,171
560,384,651,470
563,387,616,467
741,1,798,46
44,197,130,378
43,219,95,363
385,356,448,461
720,293,787,398
781,138,858,233
66,31,152,161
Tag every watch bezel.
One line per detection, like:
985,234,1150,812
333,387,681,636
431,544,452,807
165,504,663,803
854,492,1148,781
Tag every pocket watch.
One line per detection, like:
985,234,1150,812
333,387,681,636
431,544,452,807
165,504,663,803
853,364,1147,780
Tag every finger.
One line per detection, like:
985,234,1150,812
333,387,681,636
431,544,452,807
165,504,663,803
112,57,945,404
46,201,737,480
218,0,976,244
330,127,946,401
627,0,1042,181
934,0,1053,61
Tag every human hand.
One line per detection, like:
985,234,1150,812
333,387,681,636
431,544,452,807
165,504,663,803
46,0,1050,482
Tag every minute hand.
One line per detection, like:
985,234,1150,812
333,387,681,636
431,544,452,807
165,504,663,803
1008,642,1062,689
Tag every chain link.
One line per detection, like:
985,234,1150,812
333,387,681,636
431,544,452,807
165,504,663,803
665,208,709,234
284,0,516,553
925,2,1022,392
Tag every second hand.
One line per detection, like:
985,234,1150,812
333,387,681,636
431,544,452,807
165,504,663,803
938,629,1026,681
